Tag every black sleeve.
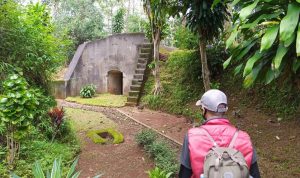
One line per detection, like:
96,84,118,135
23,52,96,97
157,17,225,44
250,161,261,178
179,164,192,178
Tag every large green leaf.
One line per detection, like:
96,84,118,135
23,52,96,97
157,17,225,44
292,58,300,73
66,158,79,178
239,0,259,21
241,13,281,29
231,0,241,6
226,26,238,49
279,3,300,43
260,25,279,51
223,56,232,69
284,32,296,47
234,64,243,76
297,22,300,56
243,62,264,88
273,43,289,69
33,161,45,178
243,51,263,77
265,69,275,84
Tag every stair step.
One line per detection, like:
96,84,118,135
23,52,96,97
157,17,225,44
139,53,150,58
129,91,140,97
138,58,147,64
141,43,152,48
134,74,143,80
137,63,147,69
126,102,137,106
127,96,138,102
132,79,142,85
130,85,141,91
141,48,151,53
135,69,145,74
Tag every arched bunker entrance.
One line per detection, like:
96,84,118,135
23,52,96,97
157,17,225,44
107,70,123,95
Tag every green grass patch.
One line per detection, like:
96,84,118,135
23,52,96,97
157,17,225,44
66,93,127,107
65,107,117,132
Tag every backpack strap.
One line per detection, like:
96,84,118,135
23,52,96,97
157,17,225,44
228,130,239,148
201,128,218,147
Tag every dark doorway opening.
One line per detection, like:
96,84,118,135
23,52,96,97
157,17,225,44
107,70,123,95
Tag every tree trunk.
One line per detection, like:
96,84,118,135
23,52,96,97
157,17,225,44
199,39,211,91
152,28,163,95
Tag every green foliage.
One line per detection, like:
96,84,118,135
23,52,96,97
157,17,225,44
0,139,80,177
87,128,124,144
29,157,80,178
135,129,178,175
148,167,173,178
79,84,96,98
174,26,198,50
0,74,40,164
127,14,147,33
53,0,105,46
135,129,157,147
0,74,39,130
0,1,71,91
142,95,163,110
225,0,300,88
112,8,126,34
178,0,228,42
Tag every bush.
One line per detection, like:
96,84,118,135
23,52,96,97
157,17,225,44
174,27,198,50
135,129,178,176
80,84,96,98
135,129,157,147
148,167,173,178
142,95,163,110
0,139,80,177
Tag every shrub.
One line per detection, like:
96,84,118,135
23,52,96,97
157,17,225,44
142,95,163,110
135,129,178,175
174,27,198,50
148,167,173,178
0,74,39,165
80,84,96,98
148,141,178,174
135,129,157,147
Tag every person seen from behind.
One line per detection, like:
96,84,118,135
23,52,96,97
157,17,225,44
179,89,261,178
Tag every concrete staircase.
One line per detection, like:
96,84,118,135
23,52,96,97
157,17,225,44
127,40,152,106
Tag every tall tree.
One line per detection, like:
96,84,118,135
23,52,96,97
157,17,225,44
52,0,105,46
178,1,229,91
222,0,300,89
142,0,173,95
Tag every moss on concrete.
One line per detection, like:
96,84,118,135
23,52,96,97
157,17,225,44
66,93,127,107
87,128,124,144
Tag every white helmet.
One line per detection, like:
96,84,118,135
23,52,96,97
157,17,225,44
196,89,228,113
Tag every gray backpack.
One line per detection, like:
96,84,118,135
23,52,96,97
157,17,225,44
201,128,249,178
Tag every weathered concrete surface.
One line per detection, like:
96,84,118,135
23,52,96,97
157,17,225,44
62,33,146,97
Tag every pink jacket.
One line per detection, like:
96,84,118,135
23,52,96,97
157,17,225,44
188,118,253,178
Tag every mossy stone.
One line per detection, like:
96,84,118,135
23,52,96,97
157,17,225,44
87,128,124,144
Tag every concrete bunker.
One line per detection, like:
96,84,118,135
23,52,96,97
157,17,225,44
107,70,123,95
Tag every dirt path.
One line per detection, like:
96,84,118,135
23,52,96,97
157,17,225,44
59,99,300,178
58,100,154,178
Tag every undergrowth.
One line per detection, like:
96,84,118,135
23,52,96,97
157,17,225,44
135,129,178,176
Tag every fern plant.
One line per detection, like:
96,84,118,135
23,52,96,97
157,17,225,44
80,84,96,98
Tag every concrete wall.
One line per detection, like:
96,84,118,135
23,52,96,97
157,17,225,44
66,33,145,96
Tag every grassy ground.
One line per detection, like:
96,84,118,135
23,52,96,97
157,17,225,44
66,93,127,107
65,107,117,132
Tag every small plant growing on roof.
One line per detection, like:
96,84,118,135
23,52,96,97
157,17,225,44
80,84,96,98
